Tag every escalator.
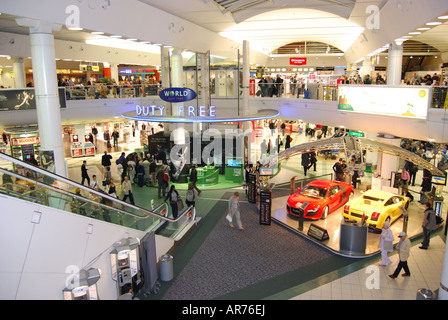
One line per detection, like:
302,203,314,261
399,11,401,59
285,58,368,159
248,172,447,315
0,151,196,239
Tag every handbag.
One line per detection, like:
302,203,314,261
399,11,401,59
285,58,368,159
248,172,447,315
383,240,393,251
177,198,184,211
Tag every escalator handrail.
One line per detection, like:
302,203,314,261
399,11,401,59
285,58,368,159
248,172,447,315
0,151,191,223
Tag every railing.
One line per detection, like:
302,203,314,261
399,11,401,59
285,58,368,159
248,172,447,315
0,151,195,236
40,83,448,109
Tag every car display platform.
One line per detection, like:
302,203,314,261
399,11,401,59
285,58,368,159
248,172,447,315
270,189,426,258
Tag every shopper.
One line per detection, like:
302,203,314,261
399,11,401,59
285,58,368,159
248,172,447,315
150,159,157,187
157,166,168,199
189,166,201,195
420,202,437,249
103,166,112,186
301,153,310,176
400,167,410,195
389,232,411,279
101,151,112,171
228,192,243,230
378,221,394,266
90,174,100,191
163,185,180,219
81,160,90,186
121,176,135,205
112,130,119,147
333,158,344,181
284,134,292,150
185,183,198,208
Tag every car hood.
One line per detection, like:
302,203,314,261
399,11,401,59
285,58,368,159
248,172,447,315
288,193,320,208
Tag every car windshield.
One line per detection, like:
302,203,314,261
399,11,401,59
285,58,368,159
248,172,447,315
300,186,327,199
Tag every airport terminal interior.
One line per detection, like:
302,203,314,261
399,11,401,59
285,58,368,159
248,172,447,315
2,0,448,306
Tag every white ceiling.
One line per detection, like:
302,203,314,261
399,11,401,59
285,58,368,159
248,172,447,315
0,0,447,65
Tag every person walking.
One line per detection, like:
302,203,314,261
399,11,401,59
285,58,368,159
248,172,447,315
185,183,198,208
149,159,157,187
301,153,310,176
228,192,243,230
400,167,410,195
163,185,180,219
189,166,201,195
121,176,135,205
81,160,90,186
389,232,411,279
101,151,112,172
157,166,168,199
378,221,394,266
420,202,438,249
333,158,344,181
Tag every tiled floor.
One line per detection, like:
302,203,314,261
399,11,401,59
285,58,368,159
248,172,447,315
62,125,448,300
289,236,445,300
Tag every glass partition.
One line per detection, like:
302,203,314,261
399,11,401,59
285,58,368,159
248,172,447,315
0,152,194,236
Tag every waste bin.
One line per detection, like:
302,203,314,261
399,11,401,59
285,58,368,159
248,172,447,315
159,254,174,282
416,288,436,300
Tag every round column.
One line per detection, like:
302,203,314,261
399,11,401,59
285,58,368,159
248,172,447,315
376,134,400,188
387,43,403,86
29,21,66,177
12,57,26,88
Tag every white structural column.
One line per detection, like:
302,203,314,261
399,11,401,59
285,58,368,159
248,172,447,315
161,46,170,89
110,63,119,83
170,48,186,145
376,135,400,187
12,57,26,88
439,240,448,299
361,57,372,81
387,43,403,86
241,40,252,163
16,18,66,177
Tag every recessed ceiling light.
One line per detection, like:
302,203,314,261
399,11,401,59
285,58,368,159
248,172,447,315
126,38,137,41
110,35,122,38
417,27,431,31
426,21,442,26
91,31,104,35
409,31,422,35
438,15,448,20
68,27,83,31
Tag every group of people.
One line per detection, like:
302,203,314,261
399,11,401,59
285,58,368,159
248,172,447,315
79,150,204,220
378,201,439,280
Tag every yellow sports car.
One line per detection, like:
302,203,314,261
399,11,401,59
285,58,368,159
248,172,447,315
342,189,409,232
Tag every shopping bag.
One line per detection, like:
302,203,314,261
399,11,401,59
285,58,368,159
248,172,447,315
226,213,232,223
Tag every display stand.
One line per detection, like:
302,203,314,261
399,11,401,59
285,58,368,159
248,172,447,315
71,142,84,157
84,142,96,156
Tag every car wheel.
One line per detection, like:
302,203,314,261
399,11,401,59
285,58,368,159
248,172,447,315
321,206,329,219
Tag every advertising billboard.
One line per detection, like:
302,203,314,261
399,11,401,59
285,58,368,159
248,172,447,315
337,85,430,119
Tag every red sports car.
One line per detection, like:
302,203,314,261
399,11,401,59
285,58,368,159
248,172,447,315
286,180,354,220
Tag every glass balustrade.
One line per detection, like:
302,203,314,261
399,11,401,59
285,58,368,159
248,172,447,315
0,151,195,237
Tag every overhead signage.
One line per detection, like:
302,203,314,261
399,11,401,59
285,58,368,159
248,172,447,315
122,108,280,123
159,87,197,103
135,104,216,118
290,58,307,66
337,85,430,119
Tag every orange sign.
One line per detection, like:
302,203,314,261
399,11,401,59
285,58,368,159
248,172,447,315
11,136,40,146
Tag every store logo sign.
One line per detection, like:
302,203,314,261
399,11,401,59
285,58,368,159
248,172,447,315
290,58,307,66
159,87,197,103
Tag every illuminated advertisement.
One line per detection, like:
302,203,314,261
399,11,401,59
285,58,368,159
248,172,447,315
337,86,430,119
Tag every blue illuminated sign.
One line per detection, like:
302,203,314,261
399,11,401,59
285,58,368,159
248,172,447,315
159,87,197,103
